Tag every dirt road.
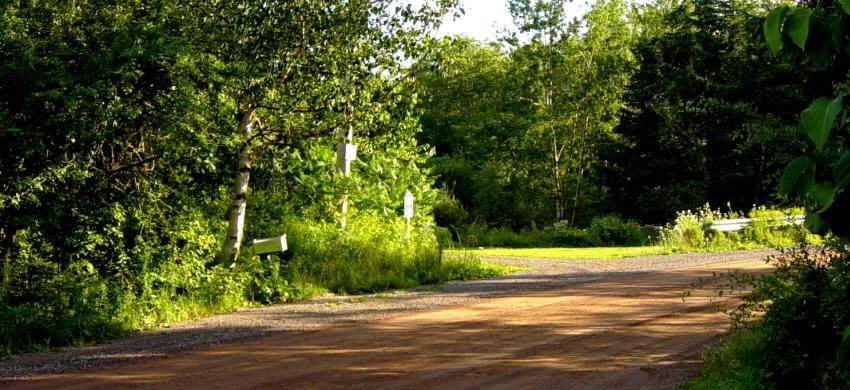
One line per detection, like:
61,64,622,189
6,253,772,389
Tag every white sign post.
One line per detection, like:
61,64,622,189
336,131,357,228
403,191,414,239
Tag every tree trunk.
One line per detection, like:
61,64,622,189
0,228,15,301
570,167,584,226
569,115,592,226
553,137,565,221
220,109,256,266
337,126,353,228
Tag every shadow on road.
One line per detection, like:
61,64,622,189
6,260,772,389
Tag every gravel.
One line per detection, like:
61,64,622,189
0,249,776,380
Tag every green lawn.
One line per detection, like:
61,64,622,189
446,246,673,259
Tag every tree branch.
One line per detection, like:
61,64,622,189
106,155,161,176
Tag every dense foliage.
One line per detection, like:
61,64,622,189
2,0,849,384
0,0,494,356
688,0,850,385
686,245,850,388
417,0,634,229
418,0,829,229
452,215,654,248
600,0,824,223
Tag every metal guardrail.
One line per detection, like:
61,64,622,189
705,215,805,232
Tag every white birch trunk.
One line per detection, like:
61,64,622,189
220,109,255,266
337,126,353,228
553,137,565,221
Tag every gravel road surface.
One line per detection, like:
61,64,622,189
1,249,777,387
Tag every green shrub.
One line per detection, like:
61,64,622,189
459,224,556,248
433,190,468,230
586,215,648,246
660,204,817,252
688,244,850,388
282,216,513,293
729,245,850,387
550,223,594,247
742,206,810,248
683,328,773,389
660,209,707,249
453,215,653,249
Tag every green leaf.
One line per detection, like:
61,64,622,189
835,151,850,190
798,163,817,197
833,13,847,51
785,8,814,49
811,181,836,211
780,156,812,195
839,0,850,15
838,326,850,368
804,212,828,234
800,95,843,151
765,6,789,55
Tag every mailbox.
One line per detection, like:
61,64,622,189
253,235,287,255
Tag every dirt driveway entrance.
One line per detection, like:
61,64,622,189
5,251,773,389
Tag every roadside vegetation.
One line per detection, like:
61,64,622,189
2,0,850,386
445,204,815,255
685,244,850,389
658,205,819,252
279,216,516,295
0,214,514,357
0,0,512,358
686,0,850,386
442,215,655,248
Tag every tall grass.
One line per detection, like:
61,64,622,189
660,204,819,251
683,328,772,389
281,216,514,294
0,214,512,357
452,215,656,249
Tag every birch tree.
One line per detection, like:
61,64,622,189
507,0,575,221
507,0,633,224
174,0,456,265
560,0,635,225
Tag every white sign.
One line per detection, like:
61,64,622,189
403,191,414,219
343,143,357,161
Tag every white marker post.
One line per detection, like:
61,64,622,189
403,191,414,240
336,126,357,228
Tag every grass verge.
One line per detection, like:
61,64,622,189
1,215,516,358
682,328,772,389
446,246,672,259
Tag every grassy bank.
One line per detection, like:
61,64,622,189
0,215,514,358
